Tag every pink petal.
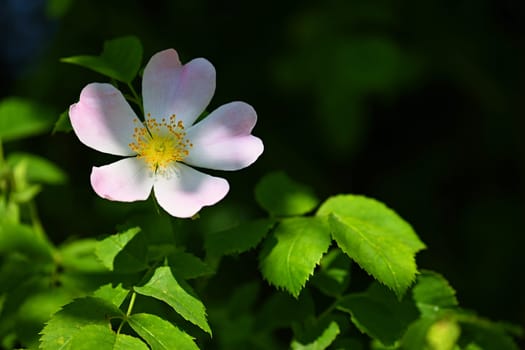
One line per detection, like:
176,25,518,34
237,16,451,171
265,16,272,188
70,83,139,156
91,157,154,202
142,49,215,127
153,164,229,218
184,102,264,170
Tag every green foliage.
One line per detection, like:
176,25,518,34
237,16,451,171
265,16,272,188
310,248,352,297
7,152,67,185
61,36,143,83
128,313,199,350
255,171,319,216
290,321,340,350
95,227,148,272
259,217,331,297
40,297,124,349
205,218,275,257
337,282,418,346
52,110,73,134
0,98,56,142
317,195,426,297
134,266,211,335
67,324,149,350
168,250,213,279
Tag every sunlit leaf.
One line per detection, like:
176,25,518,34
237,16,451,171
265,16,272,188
337,282,418,346
93,283,129,308
291,321,340,350
59,239,107,273
61,36,143,83
255,171,319,216
259,217,331,297
205,218,275,257
95,227,147,272
40,297,123,350
0,97,55,142
68,324,149,350
134,266,211,335
7,152,67,185
317,195,425,297
128,313,199,350
412,270,458,316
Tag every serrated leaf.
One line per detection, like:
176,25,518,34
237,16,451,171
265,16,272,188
40,296,124,350
93,283,129,308
412,270,458,316
168,251,213,279
128,313,199,350
0,222,54,261
317,195,425,297
259,217,331,297
52,110,72,134
205,219,275,257
337,282,419,346
0,97,55,142
291,321,340,350
7,152,67,185
134,266,211,335
95,227,147,272
310,249,351,297
61,36,142,83
255,171,319,216
68,324,149,350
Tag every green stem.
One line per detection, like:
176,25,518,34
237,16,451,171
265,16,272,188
127,83,143,115
28,199,46,239
117,291,137,334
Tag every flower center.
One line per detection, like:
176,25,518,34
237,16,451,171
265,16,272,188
129,114,192,175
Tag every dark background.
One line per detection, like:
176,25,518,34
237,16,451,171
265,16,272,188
1,0,524,332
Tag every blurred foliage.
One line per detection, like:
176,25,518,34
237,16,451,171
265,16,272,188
0,0,524,347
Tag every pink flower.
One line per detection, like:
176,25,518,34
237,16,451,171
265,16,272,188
69,49,263,218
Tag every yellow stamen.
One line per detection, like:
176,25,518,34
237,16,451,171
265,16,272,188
129,114,192,176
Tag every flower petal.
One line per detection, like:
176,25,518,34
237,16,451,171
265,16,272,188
91,157,154,202
153,164,229,218
142,49,215,127
70,83,139,156
184,102,264,170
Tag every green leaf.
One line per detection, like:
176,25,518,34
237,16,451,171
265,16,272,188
317,195,425,297
59,238,107,273
205,218,275,257
93,283,130,308
426,318,461,350
259,217,331,297
128,313,199,350
52,110,73,134
134,266,211,335
168,250,213,279
68,324,149,350
291,321,340,350
412,270,458,316
0,97,56,142
7,152,67,185
95,227,148,272
255,171,319,216
0,222,54,261
61,36,143,83
40,297,124,350
337,282,419,346
310,249,351,297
